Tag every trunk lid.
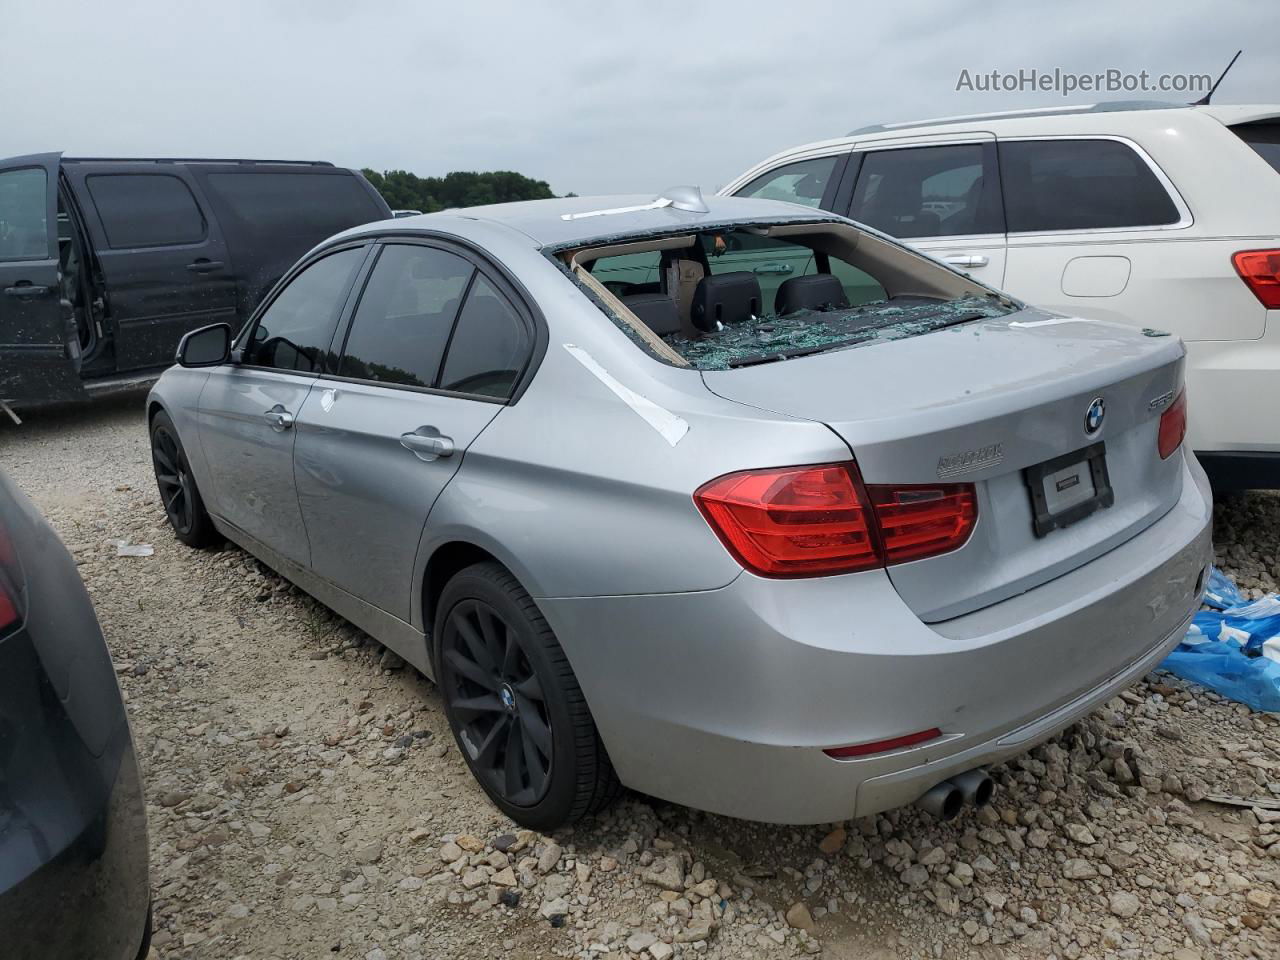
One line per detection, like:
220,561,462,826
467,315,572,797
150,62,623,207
701,310,1186,622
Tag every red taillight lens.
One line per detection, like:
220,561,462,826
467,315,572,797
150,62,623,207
823,727,942,759
865,484,978,565
694,463,880,576
0,588,16,632
1158,388,1187,460
694,462,976,578
1233,250,1280,309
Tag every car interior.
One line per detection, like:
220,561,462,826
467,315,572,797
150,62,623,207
565,223,1012,369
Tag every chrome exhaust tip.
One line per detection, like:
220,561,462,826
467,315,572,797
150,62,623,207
949,768,995,808
916,780,964,820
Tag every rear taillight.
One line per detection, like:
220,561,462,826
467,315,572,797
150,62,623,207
1158,388,1187,460
694,462,976,578
865,484,978,565
1233,250,1280,309
0,589,16,632
0,528,18,632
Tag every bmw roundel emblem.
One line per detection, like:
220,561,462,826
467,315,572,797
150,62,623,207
1084,397,1106,435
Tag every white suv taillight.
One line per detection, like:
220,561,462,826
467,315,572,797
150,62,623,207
1233,250,1280,309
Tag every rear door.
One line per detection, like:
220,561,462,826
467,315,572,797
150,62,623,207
66,163,237,372
843,136,1008,287
0,153,84,405
294,240,533,621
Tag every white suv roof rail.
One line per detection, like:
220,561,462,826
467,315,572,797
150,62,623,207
847,100,1183,137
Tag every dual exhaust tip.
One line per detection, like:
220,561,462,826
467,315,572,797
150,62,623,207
916,768,995,820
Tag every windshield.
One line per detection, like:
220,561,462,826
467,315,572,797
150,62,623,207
569,224,1015,370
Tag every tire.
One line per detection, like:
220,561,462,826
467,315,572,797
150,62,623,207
434,562,620,830
150,410,219,549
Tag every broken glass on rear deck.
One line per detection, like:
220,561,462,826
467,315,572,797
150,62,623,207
667,294,1013,370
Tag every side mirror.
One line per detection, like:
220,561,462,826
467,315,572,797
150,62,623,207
176,323,232,368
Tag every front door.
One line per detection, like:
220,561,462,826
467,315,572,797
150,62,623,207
295,241,532,621
65,164,238,372
0,153,84,406
196,244,368,565
843,137,1008,288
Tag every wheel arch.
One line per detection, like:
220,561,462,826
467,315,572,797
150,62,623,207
420,540,505,652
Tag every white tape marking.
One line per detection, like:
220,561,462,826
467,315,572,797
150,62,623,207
563,344,689,446
1009,317,1100,329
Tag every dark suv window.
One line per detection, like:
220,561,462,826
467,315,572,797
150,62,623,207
1232,122,1280,175
733,157,837,208
439,276,530,399
338,244,474,387
85,174,206,247
245,247,364,373
849,144,997,239
0,167,48,260
999,139,1180,232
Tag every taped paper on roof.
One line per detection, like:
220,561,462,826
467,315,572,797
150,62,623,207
1159,566,1280,712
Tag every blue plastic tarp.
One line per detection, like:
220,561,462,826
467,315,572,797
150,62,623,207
1159,567,1280,712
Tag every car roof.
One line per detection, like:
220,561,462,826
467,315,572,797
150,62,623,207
723,101,1280,192
346,193,835,248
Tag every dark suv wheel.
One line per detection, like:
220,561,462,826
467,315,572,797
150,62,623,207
150,410,219,548
434,562,619,829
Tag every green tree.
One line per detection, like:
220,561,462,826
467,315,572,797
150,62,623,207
361,168,559,212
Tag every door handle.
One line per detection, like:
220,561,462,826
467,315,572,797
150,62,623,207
943,255,989,269
753,262,795,275
187,259,225,273
400,426,454,461
4,284,51,298
264,405,294,431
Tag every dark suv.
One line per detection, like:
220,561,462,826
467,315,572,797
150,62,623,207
0,153,391,410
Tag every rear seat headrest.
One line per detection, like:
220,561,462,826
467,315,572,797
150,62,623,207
775,274,850,316
621,292,681,337
691,272,761,332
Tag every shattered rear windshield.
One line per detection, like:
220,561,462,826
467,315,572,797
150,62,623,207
671,294,1012,370
567,224,1017,370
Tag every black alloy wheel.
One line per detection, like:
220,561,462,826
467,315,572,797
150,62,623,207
441,596,554,806
149,410,218,548
434,562,619,829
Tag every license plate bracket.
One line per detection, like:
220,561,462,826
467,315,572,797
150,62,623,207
1024,441,1114,537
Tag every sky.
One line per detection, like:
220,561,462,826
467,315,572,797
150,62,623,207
3,1,1276,197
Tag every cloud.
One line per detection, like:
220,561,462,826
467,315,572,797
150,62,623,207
2,0,1274,195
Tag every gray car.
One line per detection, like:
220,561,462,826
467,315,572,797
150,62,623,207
146,189,1212,829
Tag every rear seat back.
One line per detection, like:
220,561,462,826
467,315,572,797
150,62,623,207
775,274,850,315
691,272,761,332
621,292,682,337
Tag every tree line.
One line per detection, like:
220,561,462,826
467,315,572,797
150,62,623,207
361,168,565,212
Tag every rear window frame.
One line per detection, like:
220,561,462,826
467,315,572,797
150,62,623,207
997,134,1192,236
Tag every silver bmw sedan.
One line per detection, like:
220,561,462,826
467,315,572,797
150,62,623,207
147,190,1211,830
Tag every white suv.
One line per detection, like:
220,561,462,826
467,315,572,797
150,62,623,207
722,101,1280,489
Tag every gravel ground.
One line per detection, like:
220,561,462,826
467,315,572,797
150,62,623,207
2,396,1279,960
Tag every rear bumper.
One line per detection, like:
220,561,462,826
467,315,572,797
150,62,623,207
539,454,1212,824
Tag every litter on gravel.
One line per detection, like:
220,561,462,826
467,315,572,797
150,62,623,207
1162,566,1280,711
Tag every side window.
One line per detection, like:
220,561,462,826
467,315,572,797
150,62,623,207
733,156,838,208
849,144,995,239
85,174,206,247
338,244,474,387
999,139,1180,232
0,167,49,260
590,250,661,297
245,247,364,373
439,275,530,399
